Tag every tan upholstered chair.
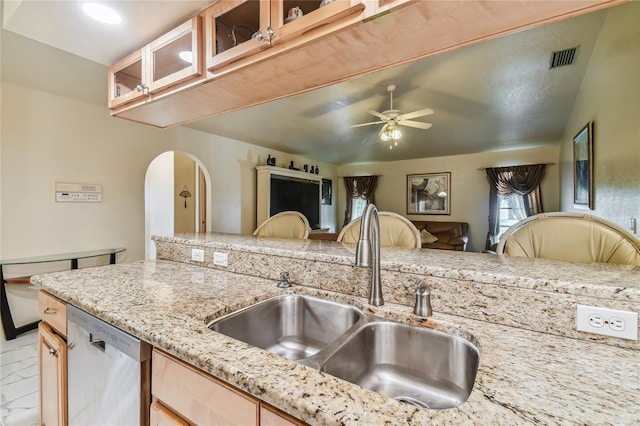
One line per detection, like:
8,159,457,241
253,211,311,239
496,212,640,266
337,212,422,248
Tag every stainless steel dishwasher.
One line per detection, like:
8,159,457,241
67,304,151,426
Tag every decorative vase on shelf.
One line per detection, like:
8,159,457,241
315,166,319,174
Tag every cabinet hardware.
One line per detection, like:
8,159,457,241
135,84,150,95
44,308,57,315
266,26,276,38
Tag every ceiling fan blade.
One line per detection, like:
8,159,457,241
398,120,433,130
351,121,383,128
399,108,434,121
368,110,389,120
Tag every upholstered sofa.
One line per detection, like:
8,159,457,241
410,221,469,251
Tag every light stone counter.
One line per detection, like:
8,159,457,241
155,234,640,351
33,257,639,425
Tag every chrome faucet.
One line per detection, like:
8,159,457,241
356,203,383,306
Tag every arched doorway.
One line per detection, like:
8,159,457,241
144,151,211,259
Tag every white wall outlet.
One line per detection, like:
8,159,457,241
576,305,638,340
213,251,228,267
191,248,205,262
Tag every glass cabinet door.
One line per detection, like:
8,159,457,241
147,15,204,93
108,49,145,108
205,0,271,72
271,0,365,44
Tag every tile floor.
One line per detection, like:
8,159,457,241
0,330,39,426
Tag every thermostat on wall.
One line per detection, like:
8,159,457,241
55,182,103,203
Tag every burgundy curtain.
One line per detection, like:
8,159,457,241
485,164,546,250
343,176,377,226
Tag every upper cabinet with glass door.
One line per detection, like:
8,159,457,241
147,15,204,94
108,16,204,109
108,48,145,109
205,0,271,71
271,0,366,44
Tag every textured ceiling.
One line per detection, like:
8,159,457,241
186,9,606,164
2,1,612,164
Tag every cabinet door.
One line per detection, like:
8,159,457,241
205,0,271,71
150,401,189,426
260,404,306,426
108,48,146,108
147,15,204,94
39,290,67,337
39,322,67,426
271,0,365,44
152,349,259,425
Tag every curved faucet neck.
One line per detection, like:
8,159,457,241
355,203,383,306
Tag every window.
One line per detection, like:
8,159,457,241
351,198,368,220
485,164,546,250
497,195,527,240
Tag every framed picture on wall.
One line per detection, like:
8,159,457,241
573,122,594,210
407,172,451,215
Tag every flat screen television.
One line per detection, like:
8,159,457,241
270,175,320,229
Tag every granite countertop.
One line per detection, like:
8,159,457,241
33,259,639,425
157,233,640,302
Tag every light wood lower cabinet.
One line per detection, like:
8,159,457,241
39,322,67,426
38,291,68,426
260,404,305,426
152,349,259,425
151,349,307,426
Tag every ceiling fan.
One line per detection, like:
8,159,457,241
352,85,433,149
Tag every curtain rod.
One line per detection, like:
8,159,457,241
477,162,555,171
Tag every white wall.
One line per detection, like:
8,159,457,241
0,82,339,262
559,2,640,234
145,151,174,259
338,146,560,252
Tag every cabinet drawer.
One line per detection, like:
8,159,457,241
260,404,306,426
150,400,189,426
39,291,67,337
152,349,259,426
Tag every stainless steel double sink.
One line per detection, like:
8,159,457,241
208,294,479,410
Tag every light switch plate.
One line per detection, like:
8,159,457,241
576,305,638,340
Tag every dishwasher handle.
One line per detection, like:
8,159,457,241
89,333,106,351
67,304,150,362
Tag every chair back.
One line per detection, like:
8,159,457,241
253,211,311,239
337,212,421,248
496,212,640,265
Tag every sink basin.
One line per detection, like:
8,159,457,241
319,321,479,409
209,295,365,360
210,294,479,409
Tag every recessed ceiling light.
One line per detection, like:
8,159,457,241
178,51,193,63
82,2,122,25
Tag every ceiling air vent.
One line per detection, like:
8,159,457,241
550,47,578,69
